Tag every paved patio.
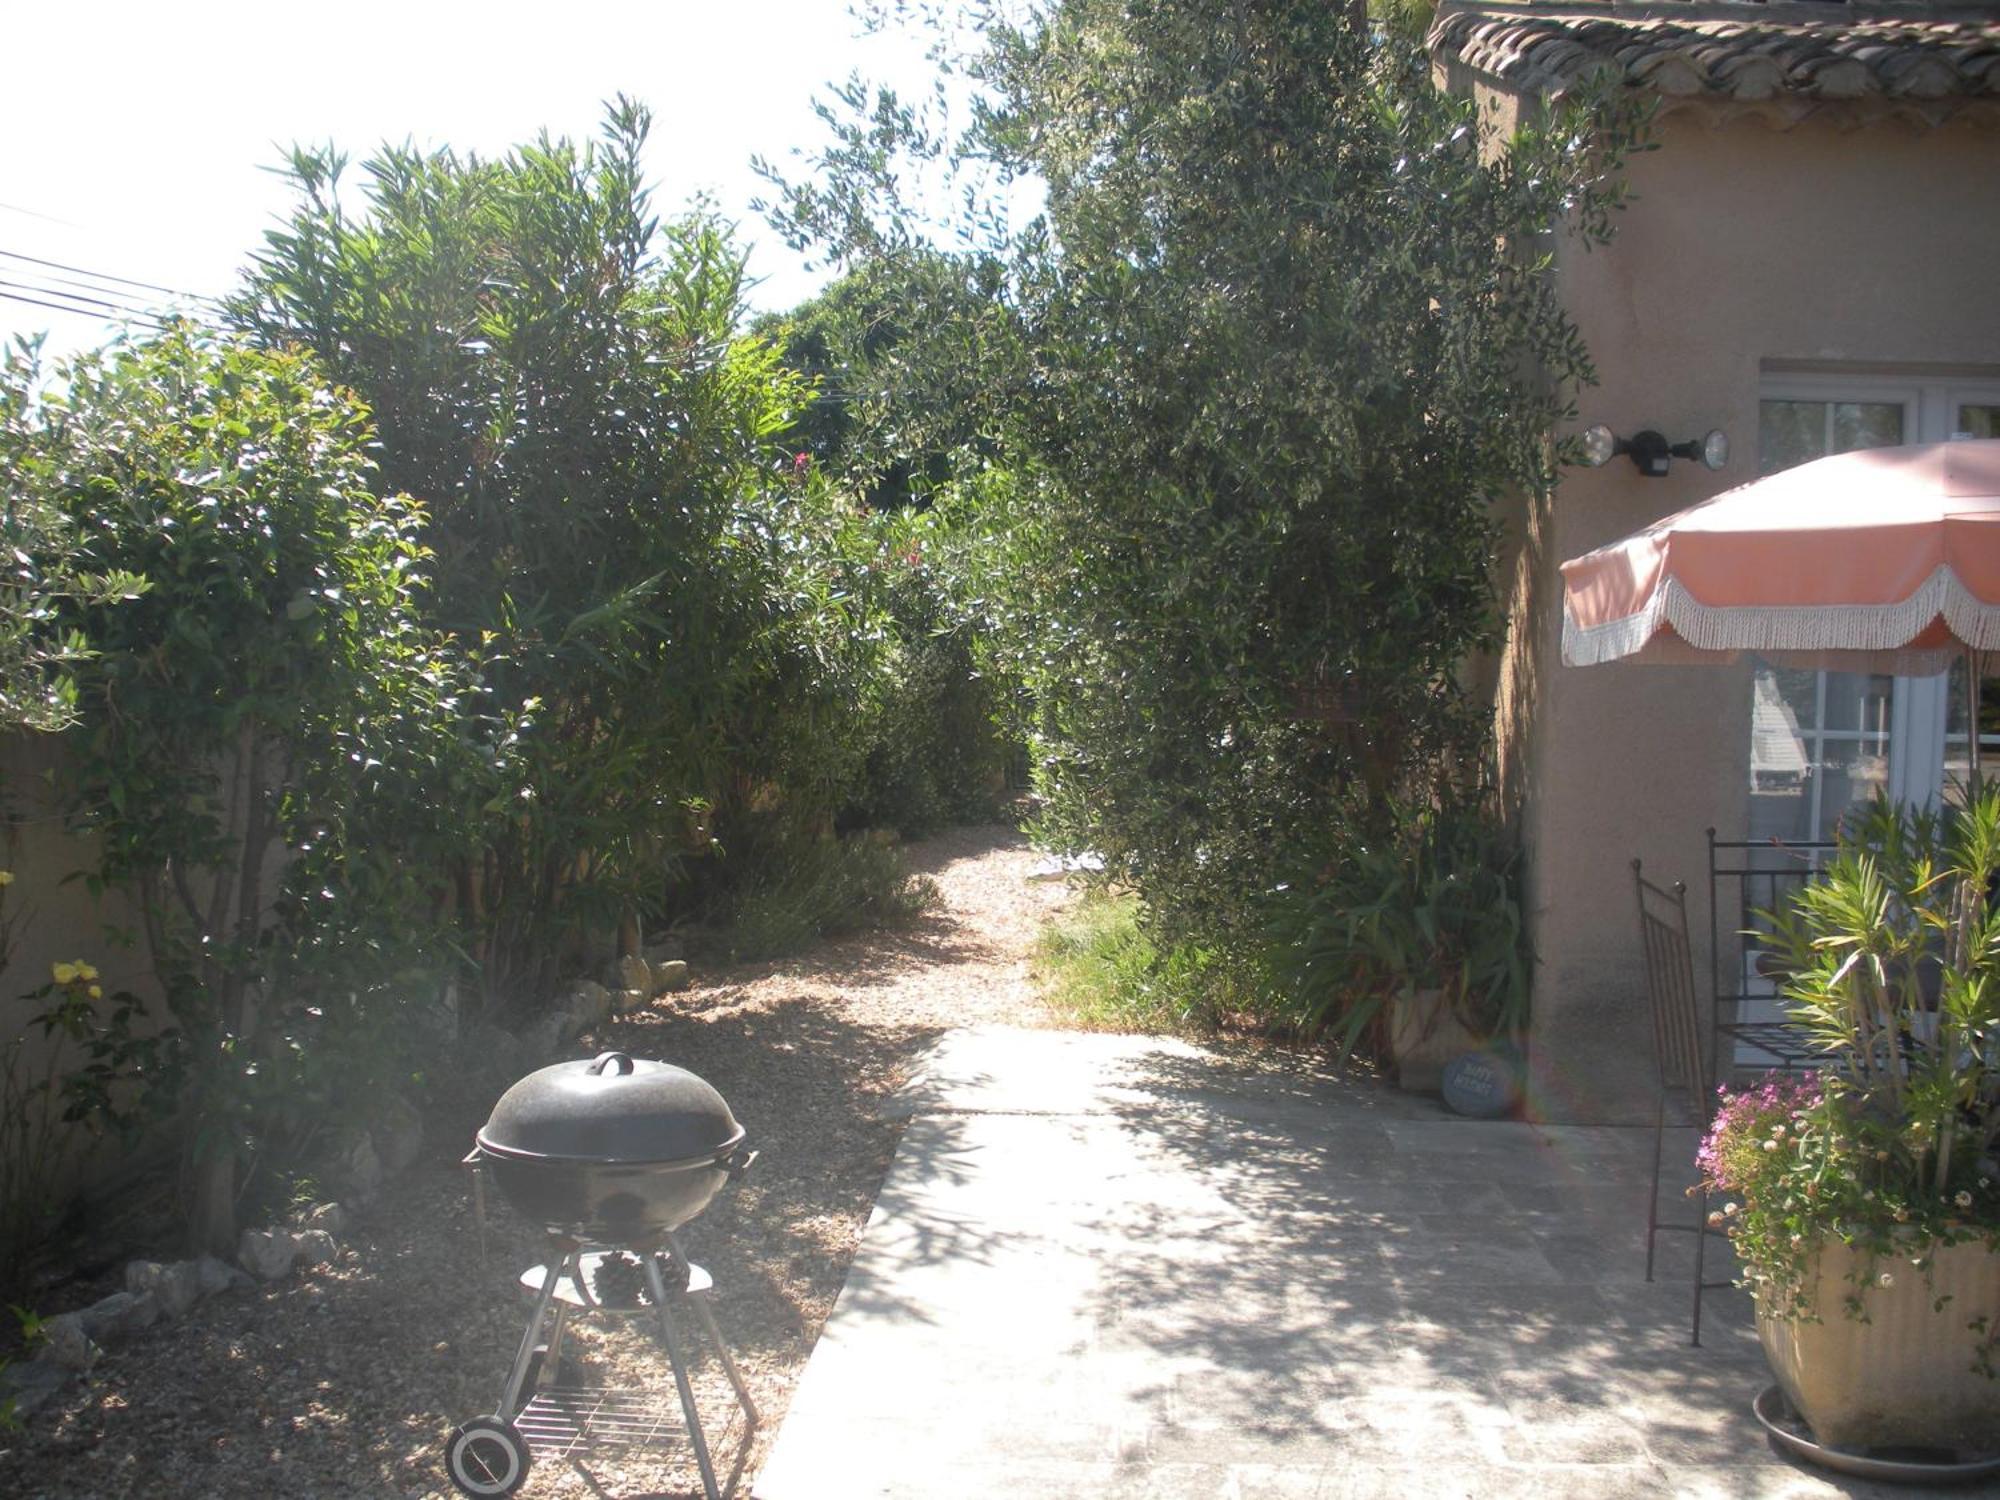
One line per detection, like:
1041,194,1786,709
754,1028,1927,1499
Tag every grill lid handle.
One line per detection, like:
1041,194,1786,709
587,1051,637,1076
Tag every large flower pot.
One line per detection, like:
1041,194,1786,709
1757,1236,2000,1452
1387,988,1483,1093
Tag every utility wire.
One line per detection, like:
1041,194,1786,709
0,246,205,302
0,276,160,320
0,286,162,325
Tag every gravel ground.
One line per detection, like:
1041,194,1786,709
0,824,1077,1500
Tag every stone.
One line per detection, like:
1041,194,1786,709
643,939,684,967
195,1254,254,1297
80,1290,160,1342
1,1355,67,1417
238,1227,301,1281
614,988,650,1014
303,1202,348,1237
125,1259,204,1318
568,979,613,1025
654,959,691,993
337,1133,384,1202
616,953,654,996
38,1313,99,1372
293,1228,338,1267
375,1095,425,1175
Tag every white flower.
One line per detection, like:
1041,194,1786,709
1956,1191,1973,1209
1763,1139,1779,1152
1707,1211,1724,1227
1878,1271,1895,1287
1772,1124,1786,1138
1724,1202,1741,1217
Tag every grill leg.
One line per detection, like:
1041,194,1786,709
688,1291,760,1428
645,1253,723,1500
500,1246,571,1419
670,1231,759,1428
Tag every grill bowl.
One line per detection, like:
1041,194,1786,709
473,1051,751,1245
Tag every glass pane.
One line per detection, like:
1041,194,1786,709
1769,665,1819,728
1941,659,2000,804
1820,739,1888,836
1831,401,1905,454
1821,672,1893,738
1958,404,2000,440
1759,400,1828,476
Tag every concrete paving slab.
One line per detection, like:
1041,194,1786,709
754,1027,1898,1500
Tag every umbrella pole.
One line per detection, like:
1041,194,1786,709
1969,646,1984,799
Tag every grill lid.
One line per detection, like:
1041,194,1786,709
477,1051,744,1164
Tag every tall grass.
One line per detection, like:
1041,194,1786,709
1033,889,1263,1033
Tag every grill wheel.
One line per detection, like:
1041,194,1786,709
446,1414,531,1497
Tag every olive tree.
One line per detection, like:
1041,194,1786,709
765,2,1642,953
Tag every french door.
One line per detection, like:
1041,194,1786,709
1749,375,2000,848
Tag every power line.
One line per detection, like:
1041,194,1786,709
0,276,160,321
0,246,202,301
0,286,170,329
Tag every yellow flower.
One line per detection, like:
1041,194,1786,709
88,984,102,1000
51,961,78,985
0,870,14,885
76,962,98,982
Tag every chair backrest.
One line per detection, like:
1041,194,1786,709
1633,858,1710,1102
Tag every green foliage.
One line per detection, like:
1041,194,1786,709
1702,791,2000,1323
20,325,457,1250
230,99,879,1003
763,252,1021,511
837,505,1012,836
1033,887,1262,1034
766,3,1645,969
699,824,941,963
1266,793,1530,1058
0,339,149,733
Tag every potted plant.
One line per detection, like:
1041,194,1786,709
1270,793,1530,1093
1698,791,2000,1453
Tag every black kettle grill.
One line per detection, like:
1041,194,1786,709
445,1052,760,1499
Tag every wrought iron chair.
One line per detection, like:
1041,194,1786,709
1705,829,1832,1078
1633,858,1734,1345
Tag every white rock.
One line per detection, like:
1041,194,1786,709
616,953,653,996
38,1313,100,1371
238,1227,301,1281
654,959,691,993
126,1259,203,1318
80,1290,160,1342
195,1254,253,1297
303,1202,348,1237
375,1096,424,1175
614,988,650,1014
338,1133,384,1201
293,1229,338,1267
569,979,613,1024
2,1355,66,1416
643,940,684,967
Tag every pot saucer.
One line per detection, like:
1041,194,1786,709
1754,1385,2000,1486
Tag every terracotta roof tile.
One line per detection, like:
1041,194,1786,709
1429,3,2000,114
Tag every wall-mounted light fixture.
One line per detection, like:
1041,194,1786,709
1581,424,1729,478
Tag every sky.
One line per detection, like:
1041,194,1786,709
0,1,946,361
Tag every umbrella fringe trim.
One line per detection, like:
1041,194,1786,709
1563,565,2000,666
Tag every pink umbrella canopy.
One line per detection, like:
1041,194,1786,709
1561,438,2000,672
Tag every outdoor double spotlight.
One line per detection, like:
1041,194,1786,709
1580,424,1729,478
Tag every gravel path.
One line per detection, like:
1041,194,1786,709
1,824,1077,1499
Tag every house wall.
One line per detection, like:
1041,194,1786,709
1502,105,2000,1122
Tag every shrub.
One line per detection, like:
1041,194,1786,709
22,325,459,1251
1266,793,1531,1059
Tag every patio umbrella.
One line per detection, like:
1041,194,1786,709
1560,438,2000,675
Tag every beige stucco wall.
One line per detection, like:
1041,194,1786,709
1499,104,2000,1121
